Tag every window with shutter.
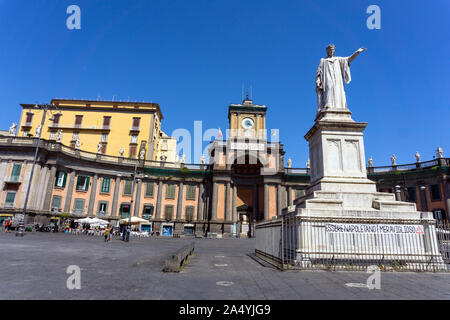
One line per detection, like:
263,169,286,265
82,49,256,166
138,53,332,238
145,182,154,197
103,117,111,129
132,117,140,130
73,199,85,214
185,185,196,200
164,205,173,220
25,113,33,124
129,145,137,158
101,178,111,193
295,189,305,199
51,196,62,211
165,184,175,199
55,171,67,188
74,115,83,127
76,175,89,191
430,185,441,201
52,114,60,126
97,201,108,215
143,204,154,220
10,164,22,182
185,206,195,221
5,192,16,206
120,203,130,218
407,187,416,203
123,181,133,196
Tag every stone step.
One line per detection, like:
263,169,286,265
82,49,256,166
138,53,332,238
372,199,417,212
303,198,343,210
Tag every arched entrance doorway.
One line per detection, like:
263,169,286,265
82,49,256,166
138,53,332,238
232,155,263,237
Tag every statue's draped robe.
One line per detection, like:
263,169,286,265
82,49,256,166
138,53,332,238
316,56,351,111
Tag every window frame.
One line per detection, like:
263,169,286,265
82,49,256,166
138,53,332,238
97,201,108,215
10,164,22,182
144,182,154,198
142,204,154,220
119,203,131,218
73,198,85,214
430,184,441,201
185,185,196,200
164,205,174,221
100,177,111,194
55,171,67,188
51,196,62,212
165,184,176,199
123,180,133,196
5,192,16,206
75,175,90,192
406,187,416,203
185,206,195,221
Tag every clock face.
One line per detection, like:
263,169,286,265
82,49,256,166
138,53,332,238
242,118,254,130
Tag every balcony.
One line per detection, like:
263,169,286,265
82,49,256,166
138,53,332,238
48,124,111,132
130,126,140,133
21,122,33,128
4,202,14,208
4,176,21,185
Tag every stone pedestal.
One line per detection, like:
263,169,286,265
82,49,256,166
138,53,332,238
300,108,416,211
290,107,445,270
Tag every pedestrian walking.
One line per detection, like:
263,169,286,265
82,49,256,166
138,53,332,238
4,219,10,233
104,226,110,242
122,225,127,241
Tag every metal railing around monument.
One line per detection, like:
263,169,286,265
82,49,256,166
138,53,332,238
279,212,449,272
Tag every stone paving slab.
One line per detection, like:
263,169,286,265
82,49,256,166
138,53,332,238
0,233,449,300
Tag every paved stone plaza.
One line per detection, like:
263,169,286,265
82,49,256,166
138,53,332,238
0,232,449,300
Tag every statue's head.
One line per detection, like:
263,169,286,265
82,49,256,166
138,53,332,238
326,44,335,57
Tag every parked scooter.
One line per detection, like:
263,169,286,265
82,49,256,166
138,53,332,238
34,224,51,232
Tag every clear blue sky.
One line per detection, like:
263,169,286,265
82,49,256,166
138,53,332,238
0,0,449,166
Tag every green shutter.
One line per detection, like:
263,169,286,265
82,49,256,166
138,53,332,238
85,176,90,191
52,196,61,209
101,178,110,193
62,172,67,188
55,171,60,187
186,185,196,200
166,184,175,199
11,164,21,177
76,176,82,190
5,192,16,203
145,182,154,197
124,181,132,195
185,206,194,221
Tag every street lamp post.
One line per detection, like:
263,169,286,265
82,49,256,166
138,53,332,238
125,160,138,242
16,104,56,236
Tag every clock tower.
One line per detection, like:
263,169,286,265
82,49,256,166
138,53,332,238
228,95,267,139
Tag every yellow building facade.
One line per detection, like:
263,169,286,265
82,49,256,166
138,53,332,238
17,99,168,161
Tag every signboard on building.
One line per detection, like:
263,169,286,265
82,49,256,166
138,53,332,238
229,142,265,151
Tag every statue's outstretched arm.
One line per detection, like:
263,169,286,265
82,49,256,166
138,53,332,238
348,47,367,64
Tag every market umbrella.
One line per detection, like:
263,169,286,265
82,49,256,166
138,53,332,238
89,218,109,225
119,216,148,225
75,217,95,224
